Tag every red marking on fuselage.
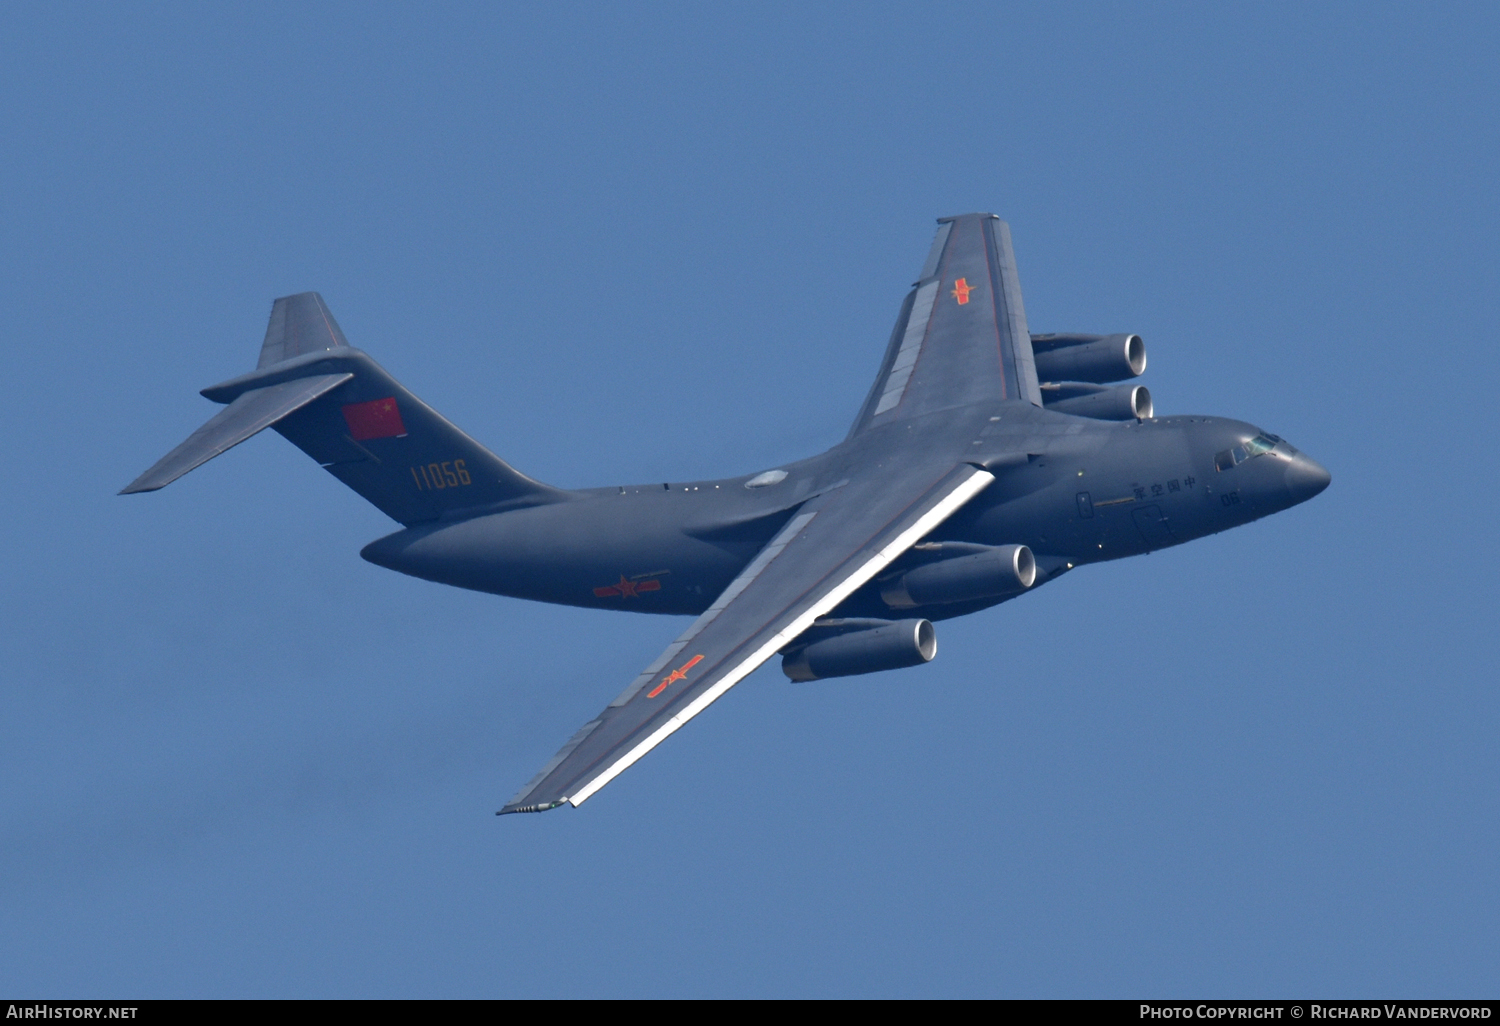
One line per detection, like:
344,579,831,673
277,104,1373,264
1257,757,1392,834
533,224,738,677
952,278,972,305
341,396,407,440
648,654,705,698
593,575,662,599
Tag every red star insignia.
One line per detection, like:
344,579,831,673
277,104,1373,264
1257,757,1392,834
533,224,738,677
593,574,663,599
648,654,705,698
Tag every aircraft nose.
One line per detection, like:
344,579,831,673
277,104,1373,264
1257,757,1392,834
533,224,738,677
1283,453,1331,504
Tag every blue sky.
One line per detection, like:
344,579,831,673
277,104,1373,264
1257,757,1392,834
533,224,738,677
2,2,1496,997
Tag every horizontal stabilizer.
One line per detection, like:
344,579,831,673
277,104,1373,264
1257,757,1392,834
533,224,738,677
121,373,352,493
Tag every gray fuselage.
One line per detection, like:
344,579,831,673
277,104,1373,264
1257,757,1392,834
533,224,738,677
360,400,1330,623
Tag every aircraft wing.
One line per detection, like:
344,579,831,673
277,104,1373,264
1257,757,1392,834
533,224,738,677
847,213,1043,438
500,461,995,813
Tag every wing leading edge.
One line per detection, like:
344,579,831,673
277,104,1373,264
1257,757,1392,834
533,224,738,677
501,462,995,813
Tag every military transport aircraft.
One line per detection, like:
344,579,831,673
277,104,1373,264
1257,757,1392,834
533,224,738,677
124,213,1329,814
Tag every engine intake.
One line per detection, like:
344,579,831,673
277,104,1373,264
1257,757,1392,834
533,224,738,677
1031,333,1146,384
1041,382,1152,420
782,619,937,682
881,543,1035,609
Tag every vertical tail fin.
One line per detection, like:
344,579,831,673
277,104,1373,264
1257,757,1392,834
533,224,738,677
258,292,350,368
122,292,570,524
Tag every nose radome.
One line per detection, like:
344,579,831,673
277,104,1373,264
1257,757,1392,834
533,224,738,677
1284,454,1331,504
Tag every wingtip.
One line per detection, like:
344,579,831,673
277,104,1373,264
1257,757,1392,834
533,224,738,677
496,799,569,816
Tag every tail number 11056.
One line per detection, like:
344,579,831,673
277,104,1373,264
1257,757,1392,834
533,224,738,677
411,460,471,491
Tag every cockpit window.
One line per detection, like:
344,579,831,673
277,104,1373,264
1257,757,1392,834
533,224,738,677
1216,434,1282,471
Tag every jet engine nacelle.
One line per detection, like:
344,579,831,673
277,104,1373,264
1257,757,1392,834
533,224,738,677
782,619,937,682
881,543,1036,609
1041,382,1153,421
1031,333,1146,384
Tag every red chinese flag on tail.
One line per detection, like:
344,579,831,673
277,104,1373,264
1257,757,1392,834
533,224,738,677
341,397,407,441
